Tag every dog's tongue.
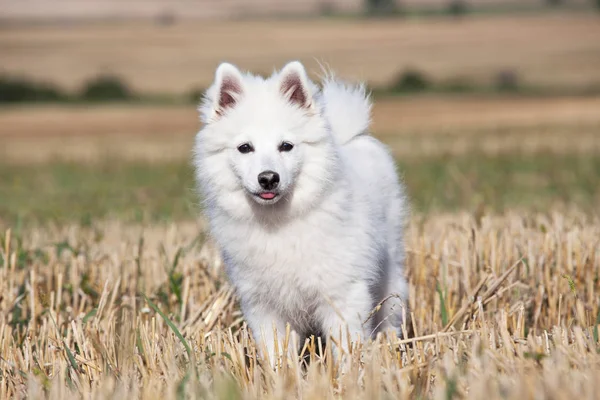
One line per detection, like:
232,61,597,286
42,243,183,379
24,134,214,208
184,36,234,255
260,192,276,200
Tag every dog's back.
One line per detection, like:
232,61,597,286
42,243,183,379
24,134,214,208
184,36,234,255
320,79,409,337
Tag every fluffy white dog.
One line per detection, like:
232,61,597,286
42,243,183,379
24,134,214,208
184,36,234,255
193,61,408,366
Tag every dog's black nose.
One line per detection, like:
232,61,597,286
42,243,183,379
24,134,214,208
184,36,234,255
258,170,280,190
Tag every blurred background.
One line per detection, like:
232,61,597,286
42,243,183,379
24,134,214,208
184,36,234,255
1,0,599,226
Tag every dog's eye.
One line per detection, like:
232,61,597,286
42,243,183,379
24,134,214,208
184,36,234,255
279,142,294,152
237,143,254,154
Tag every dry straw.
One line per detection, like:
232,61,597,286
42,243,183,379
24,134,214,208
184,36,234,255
1,211,599,399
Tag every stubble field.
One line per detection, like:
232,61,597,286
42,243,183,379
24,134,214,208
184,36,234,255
1,12,600,399
2,206,599,399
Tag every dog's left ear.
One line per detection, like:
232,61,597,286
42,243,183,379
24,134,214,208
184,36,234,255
279,61,313,110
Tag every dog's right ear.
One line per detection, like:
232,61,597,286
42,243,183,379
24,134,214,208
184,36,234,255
209,63,244,121
278,61,313,110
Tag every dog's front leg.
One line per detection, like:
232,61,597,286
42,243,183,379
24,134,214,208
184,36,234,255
242,302,294,370
317,283,372,366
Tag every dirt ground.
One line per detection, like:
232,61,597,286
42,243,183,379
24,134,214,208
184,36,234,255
2,95,600,138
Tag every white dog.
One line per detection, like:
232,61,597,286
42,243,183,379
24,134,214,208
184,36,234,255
193,61,408,366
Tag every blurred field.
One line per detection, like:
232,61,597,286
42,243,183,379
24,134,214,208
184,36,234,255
0,0,592,20
2,9,600,399
1,91,599,226
1,94,600,163
2,152,599,226
2,13,600,93
1,210,599,398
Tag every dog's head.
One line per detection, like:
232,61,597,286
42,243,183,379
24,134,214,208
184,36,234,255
194,61,339,220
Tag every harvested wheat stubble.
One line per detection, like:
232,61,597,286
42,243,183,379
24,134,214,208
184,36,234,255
1,211,599,399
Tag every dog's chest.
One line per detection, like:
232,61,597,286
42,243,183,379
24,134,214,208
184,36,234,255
218,215,363,301
236,222,342,275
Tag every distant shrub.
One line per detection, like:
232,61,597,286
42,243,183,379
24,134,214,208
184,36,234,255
80,75,132,102
188,87,205,104
319,1,335,16
0,75,67,103
440,77,476,93
390,69,431,93
155,10,176,26
495,69,520,92
365,0,398,15
447,0,468,16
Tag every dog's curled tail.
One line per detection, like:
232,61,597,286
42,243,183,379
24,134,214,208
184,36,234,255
320,77,372,145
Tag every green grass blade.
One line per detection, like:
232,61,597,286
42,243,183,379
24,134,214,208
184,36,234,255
48,312,79,373
171,247,183,273
136,328,146,359
0,357,28,379
594,307,600,351
63,341,79,372
562,274,577,296
176,370,191,400
168,247,184,305
82,308,97,324
143,294,193,361
436,283,449,326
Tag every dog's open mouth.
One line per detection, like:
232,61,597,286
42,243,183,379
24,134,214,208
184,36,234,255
257,192,278,200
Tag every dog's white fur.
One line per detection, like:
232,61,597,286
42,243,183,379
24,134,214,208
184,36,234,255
193,61,408,365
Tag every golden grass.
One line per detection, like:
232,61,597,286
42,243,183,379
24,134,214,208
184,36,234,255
2,14,600,93
1,94,600,163
1,211,599,398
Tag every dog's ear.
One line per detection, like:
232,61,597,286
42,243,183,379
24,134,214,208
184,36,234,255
279,61,313,110
212,62,244,118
